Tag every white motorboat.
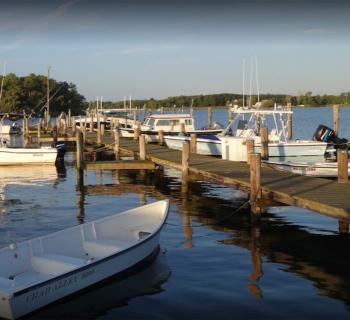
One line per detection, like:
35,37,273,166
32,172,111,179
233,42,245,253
0,200,169,319
263,159,350,177
164,135,222,156
120,113,223,142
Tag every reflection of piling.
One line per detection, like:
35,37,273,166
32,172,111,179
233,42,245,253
248,226,263,299
250,153,261,217
76,168,85,224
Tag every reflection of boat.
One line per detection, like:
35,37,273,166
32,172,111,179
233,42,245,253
0,200,169,319
120,114,224,142
263,159,350,177
32,251,171,319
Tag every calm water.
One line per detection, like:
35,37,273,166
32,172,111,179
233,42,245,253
0,107,350,319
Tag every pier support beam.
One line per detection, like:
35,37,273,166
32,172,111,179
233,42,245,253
250,153,262,217
182,141,190,179
134,123,140,141
97,115,102,145
337,150,348,184
259,127,269,160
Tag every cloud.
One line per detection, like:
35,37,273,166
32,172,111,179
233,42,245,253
302,28,335,34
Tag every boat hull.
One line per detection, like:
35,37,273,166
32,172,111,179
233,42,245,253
6,236,161,319
164,136,222,155
0,147,57,165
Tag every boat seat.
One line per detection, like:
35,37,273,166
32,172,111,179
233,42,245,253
31,253,86,276
83,238,133,259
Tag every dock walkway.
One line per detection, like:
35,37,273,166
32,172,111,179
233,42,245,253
87,133,350,220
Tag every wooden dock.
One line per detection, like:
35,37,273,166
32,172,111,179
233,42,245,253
83,133,350,221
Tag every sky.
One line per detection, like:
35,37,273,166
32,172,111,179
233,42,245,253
0,0,350,101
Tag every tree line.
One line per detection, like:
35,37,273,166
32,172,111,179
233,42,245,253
1,73,349,116
0,73,86,116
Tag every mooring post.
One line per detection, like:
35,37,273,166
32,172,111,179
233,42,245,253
90,111,94,133
228,106,233,121
190,133,197,153
110,120,115,137
68,109,71,127
134,122,141,141
37,121,41,139
182,141,190,179
97,114,102,145
208,107,212,129
76,129,84,171
81,119,86,141
160,106,164,114
259,127,269,160
72,117,76,135
333,104,340,136
133,110,137,125
246,139,255,165
114,126,120,160
139,134,146,160
158,130,164,145
337,150,348,183
287,102,293,140
52,125,58,145
101,122,105,136
338,220,349,234
250,153,261,217
180,123,185,134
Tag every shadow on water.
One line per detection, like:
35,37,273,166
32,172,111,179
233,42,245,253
80,168,350,311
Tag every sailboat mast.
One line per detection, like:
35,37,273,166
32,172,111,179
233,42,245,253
249,58,253,108
0,62,6,102
242,59,245,108
255,56,260,103
47,66,51,114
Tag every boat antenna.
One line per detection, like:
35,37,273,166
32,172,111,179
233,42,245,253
249,57,253,108
0,62,6,102
255,56,260,103
242,59,245,108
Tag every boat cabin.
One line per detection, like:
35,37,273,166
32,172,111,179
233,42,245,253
142,114,195,132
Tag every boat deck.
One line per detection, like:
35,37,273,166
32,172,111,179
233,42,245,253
87,133,350,220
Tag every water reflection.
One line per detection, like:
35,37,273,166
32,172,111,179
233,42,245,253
28,251,171,319
85,169,350,310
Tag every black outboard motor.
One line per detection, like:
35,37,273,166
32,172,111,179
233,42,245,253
55,141,66,163
313,124,348,150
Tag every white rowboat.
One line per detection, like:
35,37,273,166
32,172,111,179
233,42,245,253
0,146,58,165
0,200,169,319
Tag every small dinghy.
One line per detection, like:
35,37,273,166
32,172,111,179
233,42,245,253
0,200,169,319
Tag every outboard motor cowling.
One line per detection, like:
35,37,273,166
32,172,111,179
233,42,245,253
313,124,348,150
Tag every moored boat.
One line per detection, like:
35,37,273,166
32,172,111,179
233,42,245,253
0,200,169,319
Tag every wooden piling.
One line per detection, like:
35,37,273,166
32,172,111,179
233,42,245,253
37,121,41,139
259,127,269,160
76,129,84,171
246,139,255,165
182,141,190,179
250,153,261,216
180,123,185,134
114,127,120,160
338,220,349,234
139,134,146,160
287,102,293,140
52,125,58,144
101,123,105,136
72,117,76,135
208,107,212,129
90,112,94,132
337,150,348,183
97,114,102,145
134,122,141,141
333,104,340,135
158,130,164,145
190,133,197,153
